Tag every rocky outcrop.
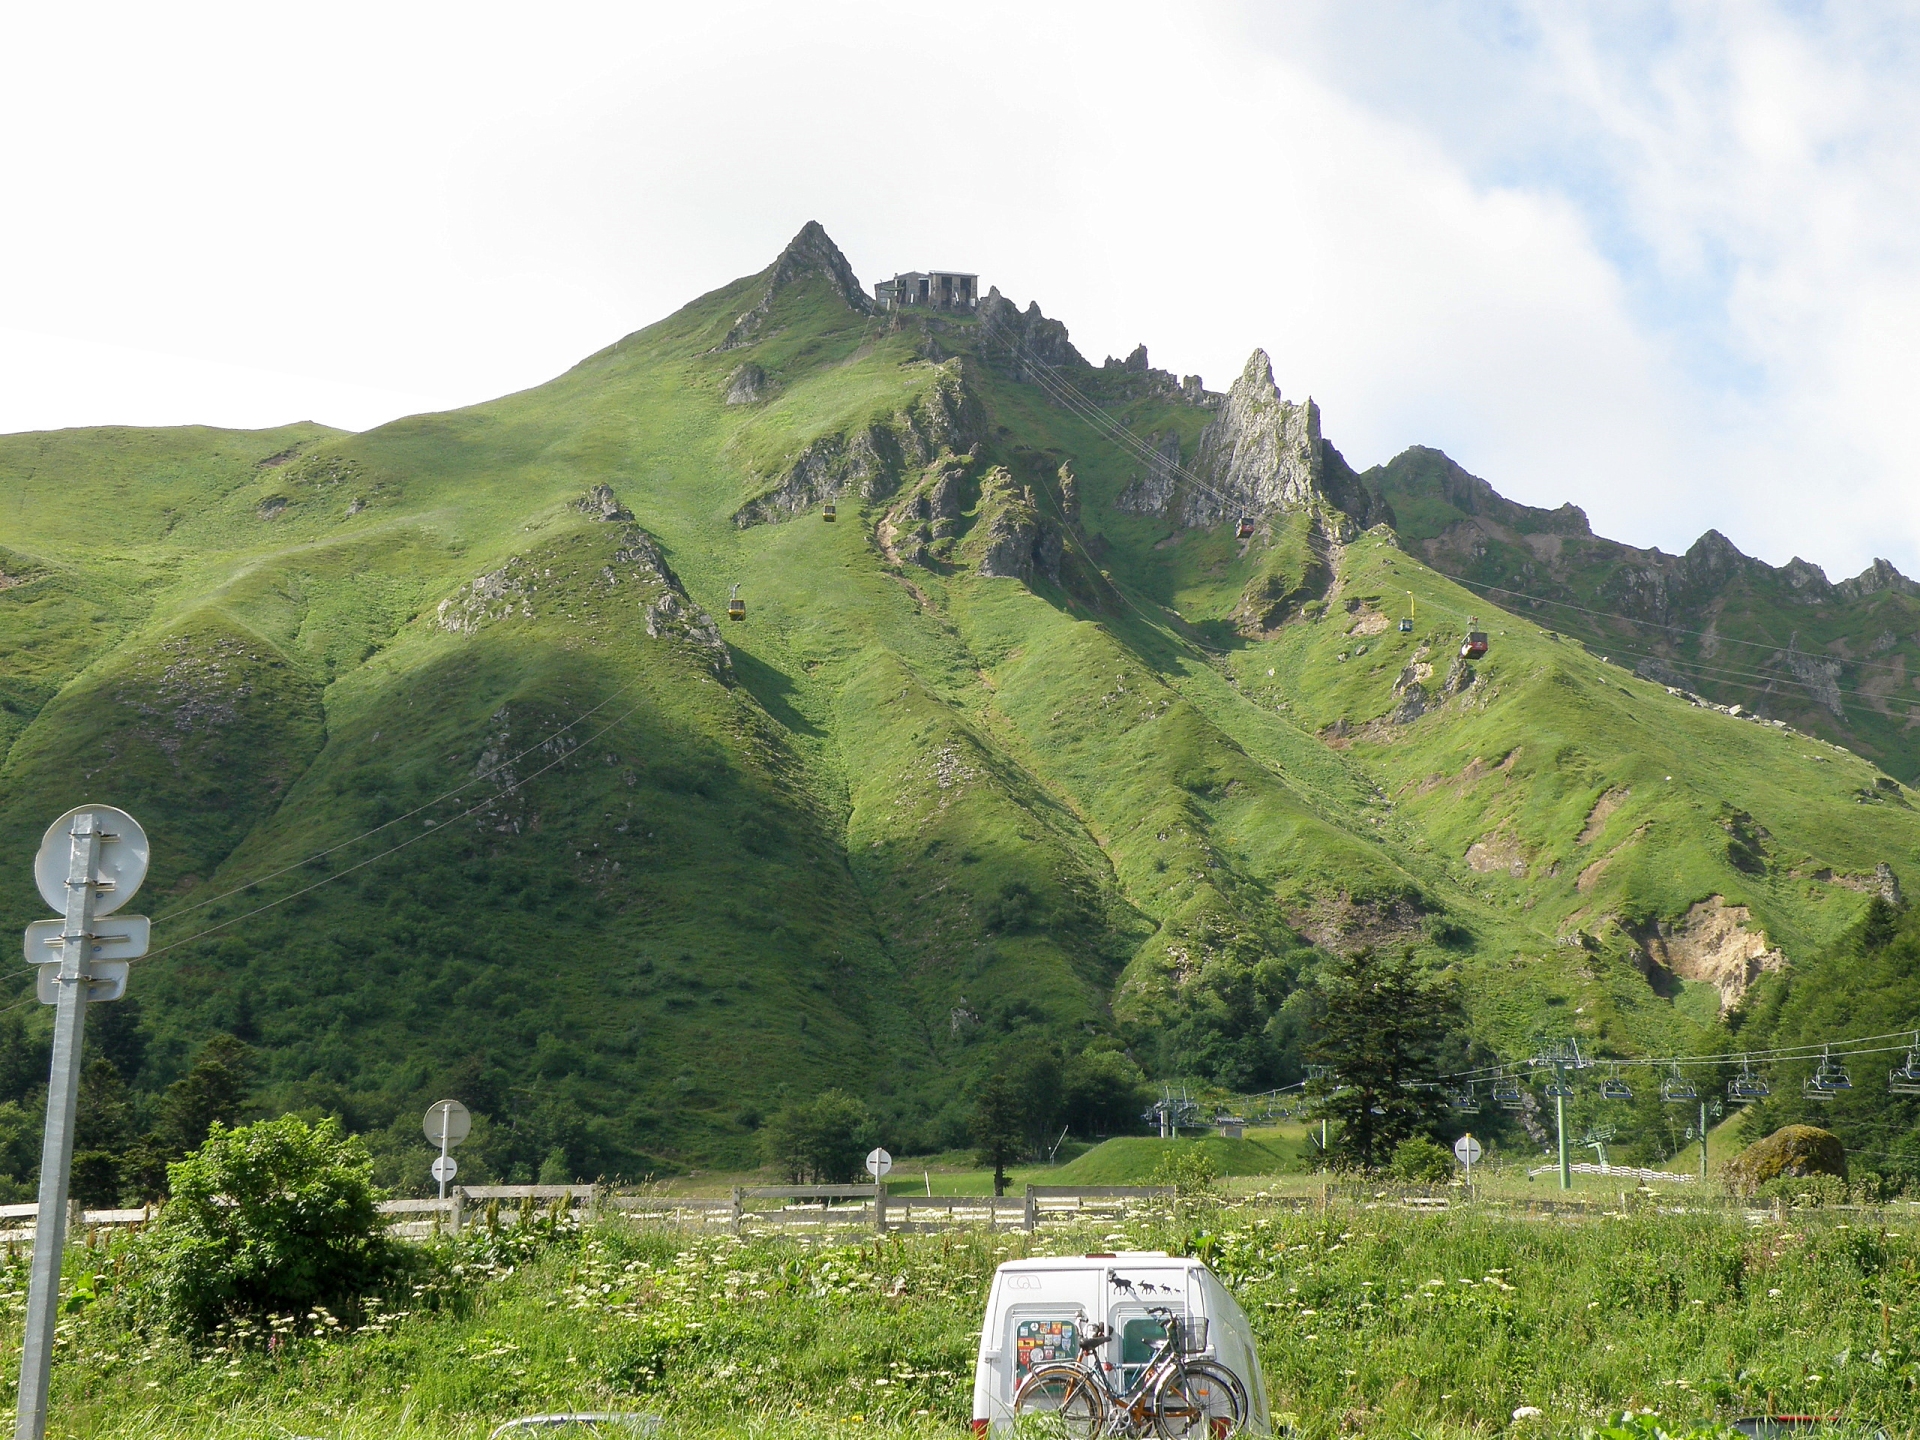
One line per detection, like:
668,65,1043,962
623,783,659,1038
1114,430,1185,516
574,484,633,523
1186,350,1323,528
1629,896,1785,1014
881,455,975,567
1723,1125,1846,1195
724,363,769,405
1836,557,1920,601
733,364,983,527
969,467,1062,584
975,288,1085,377
717,220,870,351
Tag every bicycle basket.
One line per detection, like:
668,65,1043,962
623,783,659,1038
1167,1316,1209,1354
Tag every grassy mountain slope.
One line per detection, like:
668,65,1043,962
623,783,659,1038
1368,444,1920,783
3,223,1917,1178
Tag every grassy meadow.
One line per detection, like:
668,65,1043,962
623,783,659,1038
10,1195,1918,1440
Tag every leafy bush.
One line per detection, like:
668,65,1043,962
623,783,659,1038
123,1114,410,1339
1753,1172,1850,1208
1150,1146,1218,1196
1387,1135,1454,1183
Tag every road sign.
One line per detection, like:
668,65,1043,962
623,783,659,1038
33,805,148,918
1454,1135,1482,1166
432,1155,458,1185
865,1147,893,1180
17,804,148,1440
22,915,150,967
35,962,128,1005
424,1100,472,1147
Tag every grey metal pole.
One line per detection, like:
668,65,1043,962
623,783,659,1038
1699,1101,1709,1181
15,814,100,1440
437,1103,451,1202
1556,1070,1570,1192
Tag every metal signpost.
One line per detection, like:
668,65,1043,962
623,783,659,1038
424,1100,471,1201
1454,1133,1481,1194
17,805,149,1440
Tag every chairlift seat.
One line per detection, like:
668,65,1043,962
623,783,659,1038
1661,1080,1699,1103
1543,1080,1574,1099
1889,1066,1920,1096
1600,1079,1634,1101
1398,618,1414,633
1728,1077,1770,1101
727,600,746,620
1460,632,1489,659
1236,516,1255,539
822,501,837,522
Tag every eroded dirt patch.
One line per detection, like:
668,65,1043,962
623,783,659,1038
1578,787,1631,844
1630,896,1784,1014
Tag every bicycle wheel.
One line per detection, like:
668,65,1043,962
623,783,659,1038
1178,1361,1248,1432
1013,1363,1109,1440
1150,1362,1243,1439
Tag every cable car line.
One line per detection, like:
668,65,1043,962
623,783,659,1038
154,671,650,928
1453,576,1919,684
142,691,655,962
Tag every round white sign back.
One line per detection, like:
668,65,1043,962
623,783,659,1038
424,1099,472,1147
865,1147,893,1180
432,1155,458,1183
1454,1135,1483,1166
34,806,149,917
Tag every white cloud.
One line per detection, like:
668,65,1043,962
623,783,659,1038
3,0,1917,578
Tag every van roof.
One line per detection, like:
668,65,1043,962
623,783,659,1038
996,1253,1180,1273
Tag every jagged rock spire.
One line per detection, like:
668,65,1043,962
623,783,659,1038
1187,349,1323,527
719,221,870,350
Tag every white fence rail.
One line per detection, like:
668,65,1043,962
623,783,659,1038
1525,1163,1697,1183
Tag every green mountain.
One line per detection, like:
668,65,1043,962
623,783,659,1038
4,222,1917,1181
1366,445,1920,783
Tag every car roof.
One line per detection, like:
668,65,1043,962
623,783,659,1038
995,1253,1183,1273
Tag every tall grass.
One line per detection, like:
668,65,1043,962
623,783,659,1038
4,1198,1914,1439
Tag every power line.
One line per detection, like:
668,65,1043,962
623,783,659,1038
1434,1028,1920,1085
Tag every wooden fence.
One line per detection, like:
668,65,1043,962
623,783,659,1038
376,1182,1177,1238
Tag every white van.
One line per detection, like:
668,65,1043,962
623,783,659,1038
971,1252,1270,1434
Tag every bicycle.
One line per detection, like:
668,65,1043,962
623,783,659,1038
1011,1305,1247,1438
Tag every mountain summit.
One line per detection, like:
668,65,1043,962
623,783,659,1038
2,232,1915,1181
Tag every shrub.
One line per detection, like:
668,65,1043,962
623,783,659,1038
1388,1135,1455,1184
1754,1172,1849,1208
1150,1146,1219,1197
124,1114,408,1340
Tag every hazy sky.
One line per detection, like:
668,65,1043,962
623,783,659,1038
5,2,1917,579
